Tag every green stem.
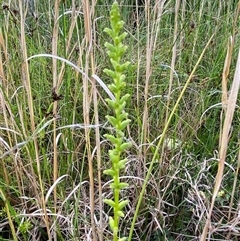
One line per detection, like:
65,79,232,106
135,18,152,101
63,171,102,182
114,185,119,241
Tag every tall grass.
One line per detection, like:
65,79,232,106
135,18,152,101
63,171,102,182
0,0,240,240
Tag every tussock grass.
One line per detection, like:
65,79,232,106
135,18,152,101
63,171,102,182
0,0,240,240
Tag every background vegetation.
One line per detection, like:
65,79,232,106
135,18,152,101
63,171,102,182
0,0,240,240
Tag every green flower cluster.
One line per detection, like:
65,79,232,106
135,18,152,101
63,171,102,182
103,2,131,241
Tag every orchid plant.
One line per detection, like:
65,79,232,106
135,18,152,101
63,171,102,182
103,1,131,241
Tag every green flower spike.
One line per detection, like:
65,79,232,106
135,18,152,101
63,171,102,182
103,1,131,241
